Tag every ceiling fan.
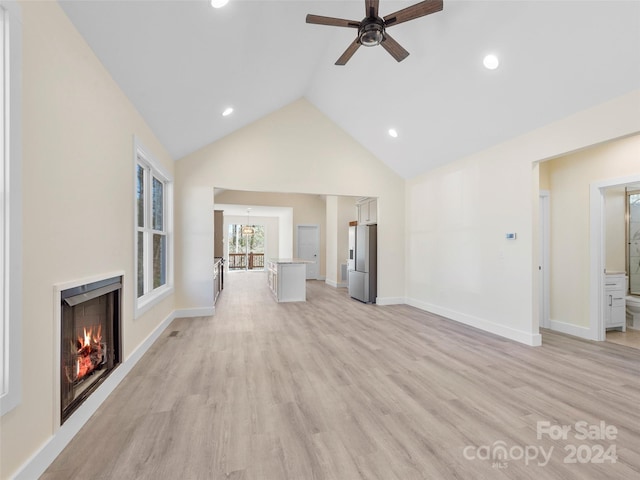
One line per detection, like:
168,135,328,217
306,0,443,65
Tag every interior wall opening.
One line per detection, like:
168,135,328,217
537,133,640,348
213,188,378,296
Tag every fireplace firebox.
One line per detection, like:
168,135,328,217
60,276,122,423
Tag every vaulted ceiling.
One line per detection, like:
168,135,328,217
60,0,640,178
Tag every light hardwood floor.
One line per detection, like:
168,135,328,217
607,328,640,349
42,272,640,479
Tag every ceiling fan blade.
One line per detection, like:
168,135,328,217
380,33,410,62
365,0,380,18
306,14,361,29
335,38,361,66
384,0,443,27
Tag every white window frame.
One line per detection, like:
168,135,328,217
0,0,22,416
134,138,173,318
0,6,6,404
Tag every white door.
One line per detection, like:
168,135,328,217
297,225,319,280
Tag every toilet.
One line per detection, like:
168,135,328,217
627,295,640,329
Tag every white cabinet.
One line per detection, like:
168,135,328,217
267,260,307,302
604,274,626,331
356,197,377,225
213,258,223,305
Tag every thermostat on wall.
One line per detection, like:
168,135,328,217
505,233,517,240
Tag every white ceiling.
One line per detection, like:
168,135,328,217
60,0,640,179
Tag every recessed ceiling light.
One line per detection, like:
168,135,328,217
388,128,398,138
222,107,234,117
483,54,499,70
210,0,229,8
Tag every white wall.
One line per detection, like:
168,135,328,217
279,211,293,258
406,90,640,346
0,2,175,478
407,149,537,344
325,196,339,285
325,195,356,287
176,99,406,309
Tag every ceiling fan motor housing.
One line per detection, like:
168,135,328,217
359,17,385,47
306,0,444,64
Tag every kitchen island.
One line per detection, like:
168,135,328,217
267,258,312,302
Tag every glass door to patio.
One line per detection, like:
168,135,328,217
227,224,265,271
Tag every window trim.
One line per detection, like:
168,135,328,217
1,5,6,403
0,0,22,416
133,137,173,318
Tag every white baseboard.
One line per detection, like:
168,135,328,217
406,298,542,346
325,279,347,288
174,307,215,318
12,310,177,480
376,297,406,306
548,319,592,340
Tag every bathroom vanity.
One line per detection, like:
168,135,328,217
604,273,626,331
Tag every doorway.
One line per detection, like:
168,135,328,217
296,225,319,280
590,173,640,344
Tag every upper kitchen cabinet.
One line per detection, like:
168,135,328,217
356,197,377,225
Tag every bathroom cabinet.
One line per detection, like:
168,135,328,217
604,273,626,331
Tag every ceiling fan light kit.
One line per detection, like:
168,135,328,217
306,0,443,65
359,19,384,47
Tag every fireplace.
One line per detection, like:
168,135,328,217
60,275,122,424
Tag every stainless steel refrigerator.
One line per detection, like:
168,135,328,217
348,224,377,303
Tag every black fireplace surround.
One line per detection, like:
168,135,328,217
60,276,122,423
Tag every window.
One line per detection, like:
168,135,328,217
1,0,23,416
135,140,172,315
0,5,6,402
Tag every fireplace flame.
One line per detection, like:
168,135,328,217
93,324,102,344
71,325,105,382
